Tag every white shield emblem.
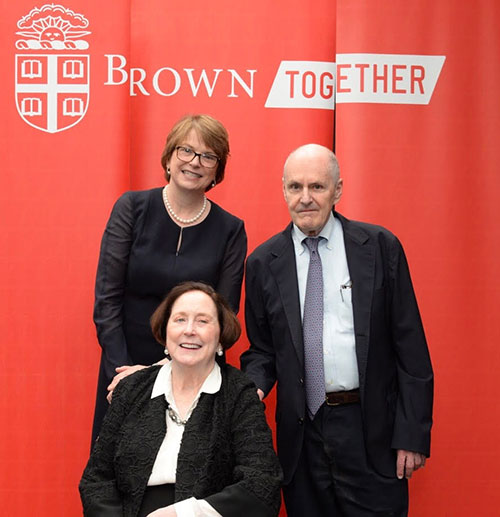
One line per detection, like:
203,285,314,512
15,4,91,133
15,54,89,133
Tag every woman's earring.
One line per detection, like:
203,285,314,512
211,180,216,188
216,345,223,357
164,346,171,359
167,168,171,181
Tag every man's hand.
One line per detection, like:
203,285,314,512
396,449,427,479
106,365,146,403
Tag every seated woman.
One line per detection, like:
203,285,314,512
80,281,282,517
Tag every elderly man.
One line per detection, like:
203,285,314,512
241,144,433,516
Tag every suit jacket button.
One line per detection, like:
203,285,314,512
299,378,304,385
298,417,304,425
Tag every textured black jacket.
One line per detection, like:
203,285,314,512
80,364,282,516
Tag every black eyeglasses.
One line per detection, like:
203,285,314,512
175,146,220,169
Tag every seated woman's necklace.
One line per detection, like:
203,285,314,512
166,403,188,426
168,376,205,426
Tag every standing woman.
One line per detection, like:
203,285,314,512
91,115,247,442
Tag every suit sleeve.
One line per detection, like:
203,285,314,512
388,237,433,456
206,380,282,517
240,256,277,396
215,218,247,314
93,192,134,380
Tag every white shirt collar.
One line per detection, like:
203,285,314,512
151,361,222,400
291,211,336,255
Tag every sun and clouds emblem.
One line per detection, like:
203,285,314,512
16,3,90,50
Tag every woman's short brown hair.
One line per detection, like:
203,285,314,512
151,281,241,350
160,114,230,191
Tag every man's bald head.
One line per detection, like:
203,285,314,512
282,144,343,236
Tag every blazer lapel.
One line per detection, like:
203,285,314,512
269,224,304,369
337,213,375,395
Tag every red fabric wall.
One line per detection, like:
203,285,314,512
335,2,500,514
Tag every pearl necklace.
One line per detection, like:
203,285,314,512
162,186,207,225
167,404,188,426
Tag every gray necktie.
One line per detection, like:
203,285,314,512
303,237,325,418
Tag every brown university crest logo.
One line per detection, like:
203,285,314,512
15,3,91,133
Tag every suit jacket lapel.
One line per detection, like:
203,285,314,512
337,213,375,394
269,224,304,369
266,216,375,384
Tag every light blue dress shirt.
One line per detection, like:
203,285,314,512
292,212,359,392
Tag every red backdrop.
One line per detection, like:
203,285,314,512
0,0,499,515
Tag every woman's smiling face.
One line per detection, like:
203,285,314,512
166,290,220,372
167,129,217,193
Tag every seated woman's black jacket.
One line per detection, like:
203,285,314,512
79,364,282,517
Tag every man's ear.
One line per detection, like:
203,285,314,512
333,178,343,205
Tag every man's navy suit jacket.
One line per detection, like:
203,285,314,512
241,212,433,483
